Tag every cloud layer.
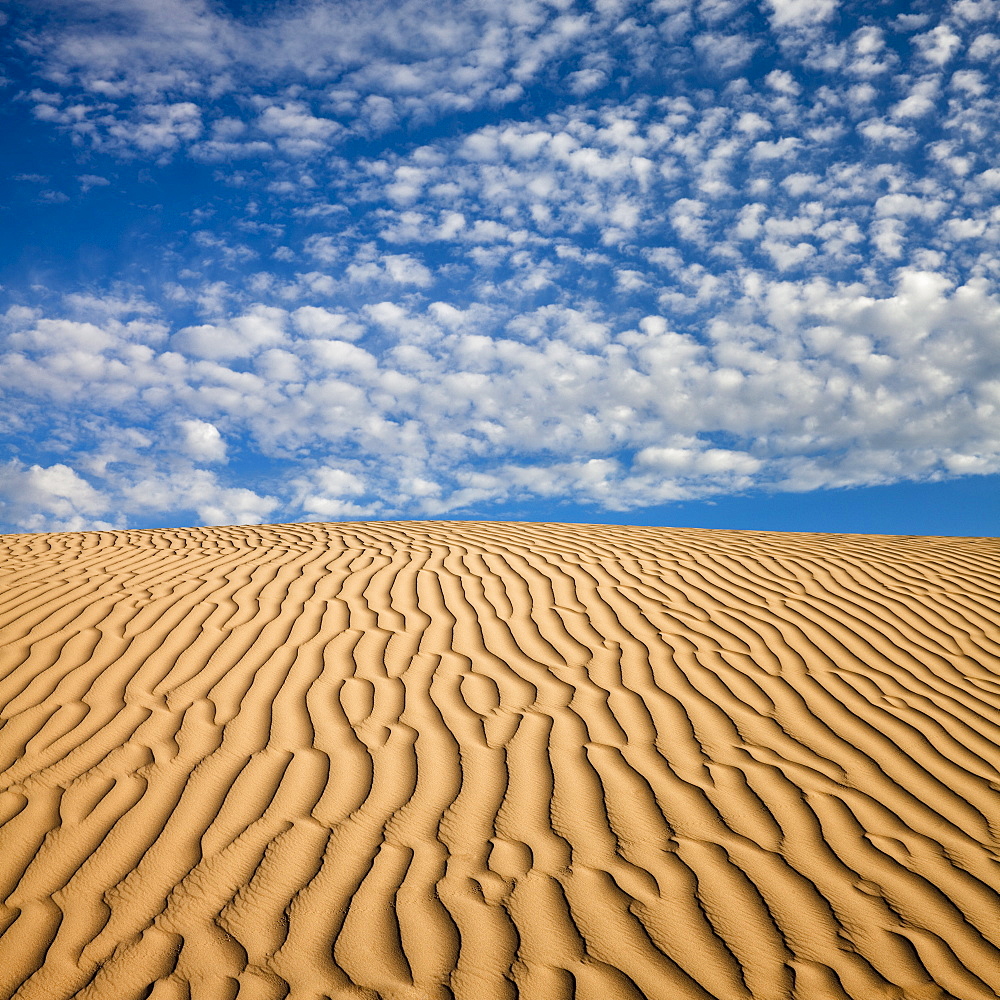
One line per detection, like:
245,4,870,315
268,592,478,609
3,0,1000,530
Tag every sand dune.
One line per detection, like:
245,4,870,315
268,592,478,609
1,520,999,1000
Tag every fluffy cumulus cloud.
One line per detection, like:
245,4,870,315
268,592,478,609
0,461,114,532
178,419,227,462
2,0,1000,531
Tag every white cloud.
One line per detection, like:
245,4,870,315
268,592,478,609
976,168,1000,189
733,202,766,239
761,238,816,270
256,101,340,157
291,306,364,340
566,68,606,94
307,339,378,374
10,319,115,353
0,461,112,533
950,69,987,95
890,78,939,118
346,251,434,287
108,102,202,155
857,117,917,147
967,32,1000,59
750,137,801,160
670,198,708,243
382,254,434,286
79,173,111,191
735,112,772,136
914,24,962,65
293,466,371,519
780,173,819,196
874,193,948,219
637,445,762,474
195,489,278,526
692,33,759,72
119,469,279,527
304,235,342,263
764,69,801,94
950,0,997,20
871,218,905,258
764,0,838,29
179,419,227,462
298,496,372,518
173,305,287,359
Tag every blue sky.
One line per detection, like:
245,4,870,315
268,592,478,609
2,0,999,535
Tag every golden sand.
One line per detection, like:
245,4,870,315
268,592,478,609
1,520,999,1000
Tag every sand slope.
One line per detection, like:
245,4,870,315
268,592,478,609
1,521,999,1000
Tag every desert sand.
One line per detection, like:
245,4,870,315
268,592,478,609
1,520,999,1000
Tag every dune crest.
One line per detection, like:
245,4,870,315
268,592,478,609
1,520,1000,1000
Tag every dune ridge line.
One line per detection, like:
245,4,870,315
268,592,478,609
1,520,999,1000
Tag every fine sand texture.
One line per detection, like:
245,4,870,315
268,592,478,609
1,521,1000,1000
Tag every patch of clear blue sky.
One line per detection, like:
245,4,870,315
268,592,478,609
476,475,1000,537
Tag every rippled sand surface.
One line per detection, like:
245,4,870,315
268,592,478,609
1,520,1000,1000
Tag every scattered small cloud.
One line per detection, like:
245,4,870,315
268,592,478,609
79,174,111,191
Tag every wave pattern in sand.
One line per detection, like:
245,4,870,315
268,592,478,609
1,521,1000,1000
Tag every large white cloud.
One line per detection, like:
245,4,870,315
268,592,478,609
178,419,227,462
0,461,113,533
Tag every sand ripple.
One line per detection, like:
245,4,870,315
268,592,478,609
1,521,999,999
